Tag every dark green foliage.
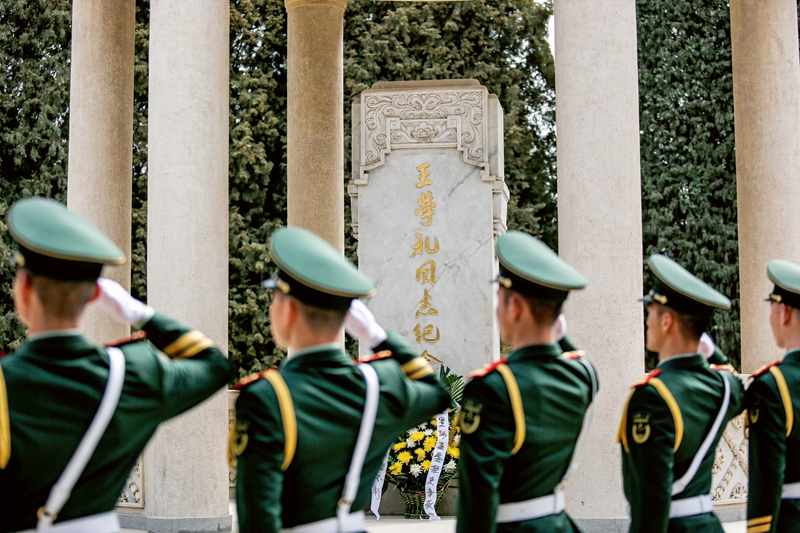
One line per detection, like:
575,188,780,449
637,0,740,369
0,1,72,353
0,0,555,375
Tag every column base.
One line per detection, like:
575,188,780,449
118,513,232,532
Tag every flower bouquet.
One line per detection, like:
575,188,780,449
386,366,464,518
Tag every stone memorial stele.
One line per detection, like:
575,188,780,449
349,80,508,377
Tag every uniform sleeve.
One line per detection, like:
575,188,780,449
456,376,515,533
621,385,675,533
746,377,785,533
724,369,745,420
558,335,578,353
707,347,729,366
235,386,285,533
373,330,446,389
140,311,233,419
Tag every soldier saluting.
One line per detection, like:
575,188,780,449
232,227,450,533
618,254,744,533
456,231,598,533
746,260,800,533
0,198,232,532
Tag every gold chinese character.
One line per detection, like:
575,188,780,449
416,289,438,317
410,233,440,258
416,162,432,188
416,260,436,286
415,191,436,226
413,324,441,344
421,350,443,365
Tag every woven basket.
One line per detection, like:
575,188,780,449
398,473,455,519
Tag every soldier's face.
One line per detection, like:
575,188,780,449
269,290,290,349
769,301,784,349
496,287,511,343
12,269,31,327
645,302,665,353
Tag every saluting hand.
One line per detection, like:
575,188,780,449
553,314,567,341
698,332,715,359
94,278,155,328
344,299,388,347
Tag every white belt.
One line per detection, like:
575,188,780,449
282,511,365,533
668,495,714,518
783,482,800,499
496,490,565,523
16,511,119,533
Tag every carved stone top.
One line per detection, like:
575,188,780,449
358,83,489,183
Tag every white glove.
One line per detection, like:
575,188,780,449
94,278,155,328
553,314,567,341
344,299,387,347
699,332,715,360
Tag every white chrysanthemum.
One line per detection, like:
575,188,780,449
452,434,461,446
423,429,434,436
409,464,423,477
444,460,457,471
406,438,417,448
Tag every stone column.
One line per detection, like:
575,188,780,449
554,0,643,528
285,0,345,252
730,0,800,373
66,0,135,344
117,1,231,531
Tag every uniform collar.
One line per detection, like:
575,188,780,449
506,342,563,362
281,344,353,371
22,332,98,359
27,328,83,341
656,352,705,370
783,349,800,365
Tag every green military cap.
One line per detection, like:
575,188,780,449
495,230,587,301
641,254,730,317
8,198,125,281
766,259,800,308
263,226,375,311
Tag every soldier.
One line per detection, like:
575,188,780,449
618,254,744,533
456,230,598,533
232,226,450,533
746,259,800,533
0,198,231,532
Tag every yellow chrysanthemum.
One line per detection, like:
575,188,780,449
397,451,413,464
431,418,437,426
447,446,460,459
423,436,437,452
415,448,427,461
411,431,425,442
393,442,407,451
422,460,432,471
389,462,403,475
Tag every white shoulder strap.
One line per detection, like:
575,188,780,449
337,363,380,530
37,348,126,529
560,358,598,485
671,370,730,496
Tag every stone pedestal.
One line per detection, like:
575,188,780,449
285,0,346,251
66,0,135,343
730,0,800,372
116,1,231,531
554,0,644,528
349,80,507,378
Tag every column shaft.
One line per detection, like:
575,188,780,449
731,0,800,372
66,0,135,343
554,0,643,524
141,0,230,528
285,0,345,252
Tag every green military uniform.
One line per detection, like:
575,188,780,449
0,198,231,532
233,227,450,533
746,260,800,533
456,231,597,533
619,254,745,533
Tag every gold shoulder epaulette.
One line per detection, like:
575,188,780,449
710,364,738,376
357,350,392,364
562,350,586,360
232,370,272,391
468,360,507,380
753,361,780,378
104,330,147,348
632,368,661,388
0,363,8,469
